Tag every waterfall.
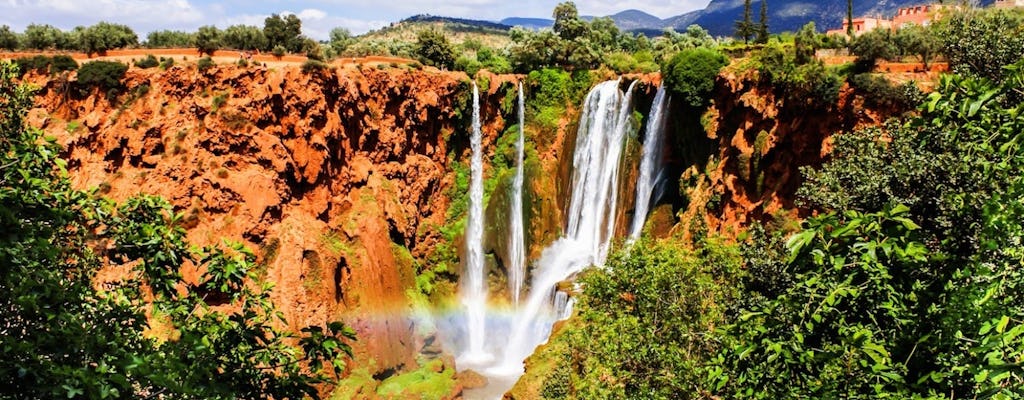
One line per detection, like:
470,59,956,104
629,85,670,240
488,80,637,375
460,82,490,364
507,82,527,307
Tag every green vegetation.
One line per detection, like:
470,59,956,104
415,29,456,70
937,8,1024,82
134,54,159,69
76,60,128,100
78,22,137,55
662,47,728,108
12,55,77,77
0,61,355,399
539,238,743,398
197,56,215,71
533,24,1024,398
194,25,221,56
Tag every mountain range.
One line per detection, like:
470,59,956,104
497,0,997,36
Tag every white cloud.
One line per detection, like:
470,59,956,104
0,0,204,31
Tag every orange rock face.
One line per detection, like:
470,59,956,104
25,63,510,378
676,69,901,238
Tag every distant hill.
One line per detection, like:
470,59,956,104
498,0,997,37
499,17,553,30
402,15,512,31
358,14,512,49
605,9,666,31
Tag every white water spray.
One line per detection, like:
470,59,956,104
488,80,638,375
460,82,490,364
629,85,670,240
508,82,527,306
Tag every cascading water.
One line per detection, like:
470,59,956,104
507,82,527,306
629,85,670,240
488,79,638,375
460,82,490,364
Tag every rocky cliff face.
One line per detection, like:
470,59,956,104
25,64,516,385
669,68,902,242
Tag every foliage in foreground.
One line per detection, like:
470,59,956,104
537,58,1024,400
0,61,354,399
537,238,744,399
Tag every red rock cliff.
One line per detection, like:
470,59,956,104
25,63,511,379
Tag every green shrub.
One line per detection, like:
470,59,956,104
197,56,215,71
301,59,328,73
76,60,128,92
848,73,923,110
454,56,482,76
662,47,729,108
271,45,286,58
159,57,174,70
211,93,227,112
49,55,78,73
12,55,77,76
134,54,159,69
937,8,1024,82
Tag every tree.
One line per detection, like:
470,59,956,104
414,29,455,70
78,22,137,55
937,8,1024,82
222,24,267,51
0,25,18,50
0,60,355,399
552,2,588,41
736,0,755,44
756,0,770,44
22,24,67,50
145,30,193,48
847,0,854,37
662,47,729,108
193,25,222,56
793,22,818,64
328,27,355,55
850,28,897,71
263,14,303,53
894,24,940,69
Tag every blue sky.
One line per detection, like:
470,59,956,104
0,0,710,40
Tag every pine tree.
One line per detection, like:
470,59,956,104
847,0,854,37
735,0,754,44
756,0,769,44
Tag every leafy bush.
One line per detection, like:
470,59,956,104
159,57,174,70
76,60,128,92
197,56,215,71
662,47,728,108
415,29,455,70
850,28,897,72
49,55,78,74
549,238,743,398
454,55,482,76
272,45,286,58
848,73,923,110
938,8,1024,82
301,59,328,73
134,54,159,69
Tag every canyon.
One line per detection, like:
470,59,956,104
22,60,899,398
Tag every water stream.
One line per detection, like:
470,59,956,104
629,85,670,240
507,82,527,307
459,82,491,365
